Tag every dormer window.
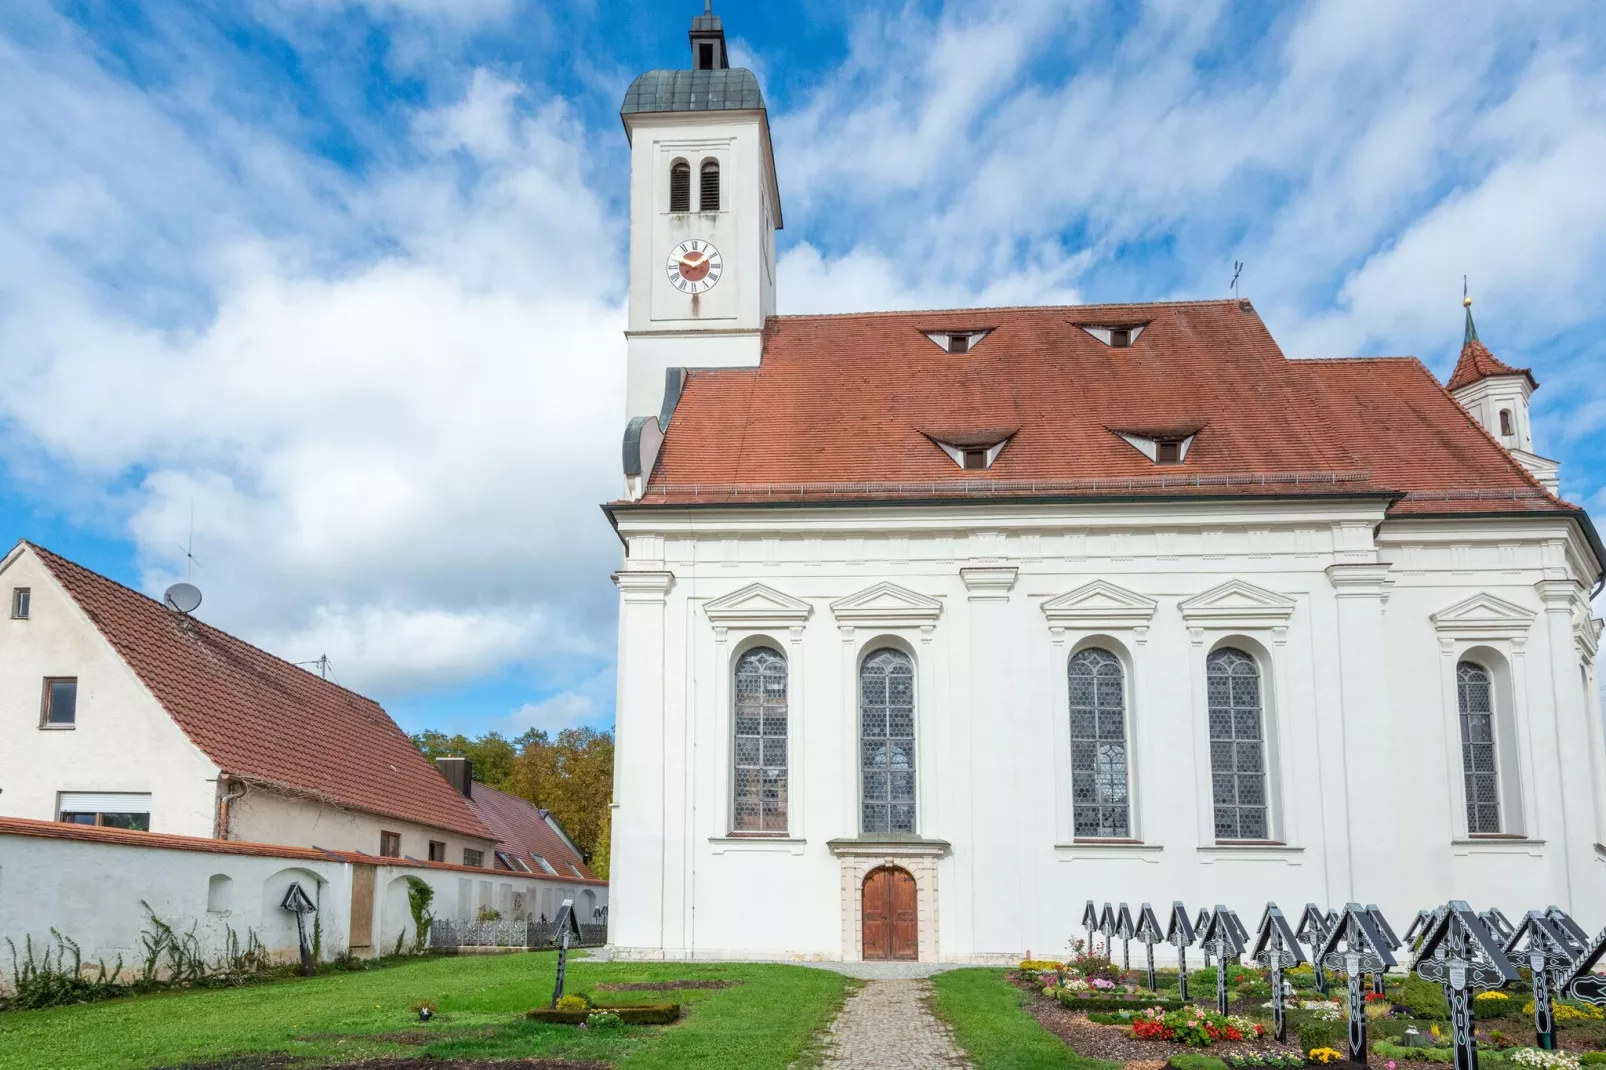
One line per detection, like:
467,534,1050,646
923,428,1014,470
1113,427,1200,464
1076,322,1149,347
923,329,992,354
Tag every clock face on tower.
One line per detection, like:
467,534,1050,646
666,239,723,294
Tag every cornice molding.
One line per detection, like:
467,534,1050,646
1178,578,1296,631
612,570,675,602
959,566,1018,599
1042,579,1158,642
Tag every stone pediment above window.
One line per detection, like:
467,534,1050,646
830,582,942,627
703,582,813,628
1042,580,1158,637
1178,579,1296,636
1430,591,1536,641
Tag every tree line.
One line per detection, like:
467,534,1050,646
410,727,613,880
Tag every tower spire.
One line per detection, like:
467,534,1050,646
1463,276,1478,345
690,1,729,70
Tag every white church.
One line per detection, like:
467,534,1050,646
605,6,1606,964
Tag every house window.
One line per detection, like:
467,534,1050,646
1156,440,1182,463
669,159,691,212
860,647,916,834
379,831,401,857
947,333,971,354
1110,327,1132,348
1206,648,1268,840
1069,647,1130,838
698,41,715,70
41,677,77,727
962,448,988,469
700,159,720,211
428,841,446,863
532,854,557,875
58,792,151,830
1499,409,1514,437
1458,661,1501,834
10,587,29,619
733,646,788,832
463,848,485,868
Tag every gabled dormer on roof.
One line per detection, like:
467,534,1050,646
1447,296,1558,494
921,427,1015,470
921,328,993,354
1074,320,1150,348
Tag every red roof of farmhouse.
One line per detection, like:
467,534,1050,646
24,544,494,842
633,299,1573,519
469,783,597,880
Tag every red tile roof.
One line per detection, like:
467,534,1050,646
468,783,598,880
1447,337,1536,392
630,301,1576,524
26,545,493,842
0,816,603,883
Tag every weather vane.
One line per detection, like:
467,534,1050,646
1230,261,1244,298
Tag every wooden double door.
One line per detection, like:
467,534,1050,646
862,866,918,961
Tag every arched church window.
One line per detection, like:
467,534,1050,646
1069,647,1129,838
669,159,691,213
1499,409,1514,437
700,159,720,212
733,647,788,832
860,648,915,834
1206,647,1268,840
1457,660,1501,834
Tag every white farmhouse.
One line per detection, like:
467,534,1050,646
604,6,1606,964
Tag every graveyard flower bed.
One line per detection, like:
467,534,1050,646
1134,1005,1267,1047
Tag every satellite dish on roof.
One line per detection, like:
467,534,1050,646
164,582,203,615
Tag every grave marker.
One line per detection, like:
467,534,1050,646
1412,901,1519,1070
1251,903,1307,1044
1166,901,1196,1002
1319,903,1399,1064
1135,903,1165,992
1198,905,1247,1014
1505,909,1581,1050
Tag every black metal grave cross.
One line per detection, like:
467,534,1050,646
1135,903,1165,992
1166,901,1196,1002
1117,903,1136,974
1366,903,1403,997
1099,902,1117,961
1559,922,1606,1011
280,881,318,976
1319,903,1399,1065
548,898,583,1009
1504,909,1580,1050
1199,905,1247,1014
1297,903,1333,996
1413,900,1519,1070
1252,903,1308,1044
1082,900,1099,960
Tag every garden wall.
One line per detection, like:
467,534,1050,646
0,817,607,991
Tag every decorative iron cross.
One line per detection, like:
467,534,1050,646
280,881,318,976
1166,901,1196,1002
1505,908,1581,1051
1252,903,1307,1044
1319,903,1399,1065
1559,924,1606,1010
1116,903,1136,973
1134,903,1165,992
1198,905,1248,1014
1098,902,1117,960
1082,900,1099,960
1413,901,1519,1070
1296,903,1334,996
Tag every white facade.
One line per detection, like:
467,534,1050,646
607,499,1606,964
0,548,222,837
623,108,780,421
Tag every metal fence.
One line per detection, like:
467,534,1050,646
429,918,608,950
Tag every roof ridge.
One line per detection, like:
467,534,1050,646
767,297,1252,322
26,542,381,706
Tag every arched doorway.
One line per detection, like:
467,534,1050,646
862,866,917,961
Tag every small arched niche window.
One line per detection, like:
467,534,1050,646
1069,647,1130,838
669,159,691,213
1457,660,1501,834
1206,647,1268,840
1499,409,1514,437
700,159,720,212
732,647,788,832
860,648,916,834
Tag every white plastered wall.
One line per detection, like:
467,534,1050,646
607,500,1606,964
0,547,221,836
226,787,495,865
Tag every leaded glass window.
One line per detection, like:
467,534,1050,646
1069,647,1130,838
861,648,916,834
733,647,788,832
1206,648,1268,840
1457,661,1501,834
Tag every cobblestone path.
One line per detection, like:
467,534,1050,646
817,977,971,1069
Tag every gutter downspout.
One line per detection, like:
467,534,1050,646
215,777,248,840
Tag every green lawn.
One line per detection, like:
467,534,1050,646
931,969,1119,1070
0,952,849,1070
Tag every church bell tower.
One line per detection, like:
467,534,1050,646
619,2,782,423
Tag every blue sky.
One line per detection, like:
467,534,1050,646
3,0,1604,737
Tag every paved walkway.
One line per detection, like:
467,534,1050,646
816,978,971,1069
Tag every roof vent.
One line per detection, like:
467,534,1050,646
923,329,992,354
